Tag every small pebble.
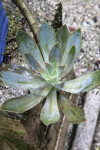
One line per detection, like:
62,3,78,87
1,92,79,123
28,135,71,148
93,16,97,23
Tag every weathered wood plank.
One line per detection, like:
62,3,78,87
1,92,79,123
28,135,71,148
0,116,33,150
72,89,100,150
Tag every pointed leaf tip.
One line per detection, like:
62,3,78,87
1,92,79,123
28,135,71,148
1,86,51,113
77,28,81,32
0,71,47,90
38,22,56,63
1,93,44,113
58,94,86,124
60,45,76,78
16,30,46,70
61,28,82,65
61,71,100,93
49,42,62,68
56,24,70,55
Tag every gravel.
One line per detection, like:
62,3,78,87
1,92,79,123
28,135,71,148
62,0,100,77
24,0,60,25
61,0,100,149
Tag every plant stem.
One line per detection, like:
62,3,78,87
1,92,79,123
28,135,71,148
12,0,39,42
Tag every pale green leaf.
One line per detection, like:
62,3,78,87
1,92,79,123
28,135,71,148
16,31,46,70
3,64,33,77
1,86,51,113
58,66,65,79
38,22,56,63
49,43,62,68
61,29,82,65
0,71,47,90
61,46,76,79
60,71,100,93
45,63,54,75
24,53,45,73
1,94,42,113
58,94,85,124
40,88,60,126
53,80,65,89
56,25,70,55
29,85,52,96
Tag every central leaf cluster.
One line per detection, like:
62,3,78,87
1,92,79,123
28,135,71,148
19,22,79,86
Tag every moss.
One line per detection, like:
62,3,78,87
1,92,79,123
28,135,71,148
3,3,25,65
0,110,29,121
0,132,33,150
8,13,22,38
5,10,22,52
0,3,29,120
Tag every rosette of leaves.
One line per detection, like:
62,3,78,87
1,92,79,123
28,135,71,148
0,22,100,126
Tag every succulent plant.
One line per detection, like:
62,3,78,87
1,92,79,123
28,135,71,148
0,22,100,126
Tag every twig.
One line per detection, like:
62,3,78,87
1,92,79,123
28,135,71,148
12,0,39,42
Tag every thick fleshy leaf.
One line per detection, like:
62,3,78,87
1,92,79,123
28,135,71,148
29,85,52,96
53,80,65,89
1,86,51,113
40,88,60,126
47,70,58,82
4,63,48,87
49,43,62,68
4,64,33,77
61,46,76,79
60,71,100,94
0,71,47,89
61,29,82,65
45,63,54,75
38,22,56,63
16,31,46,70
58,66,65,78
56,25,70,55
24,53,45,73
58,94,85,124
